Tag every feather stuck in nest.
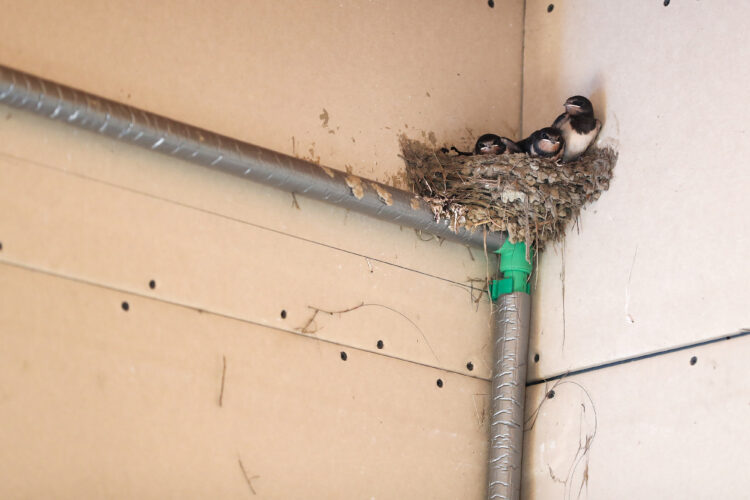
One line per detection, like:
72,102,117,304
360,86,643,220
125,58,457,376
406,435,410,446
400,135,618,250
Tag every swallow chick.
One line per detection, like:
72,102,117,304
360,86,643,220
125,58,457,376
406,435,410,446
517,127,564,160
473,133,523,155
443,133,522,156
552,95,602,162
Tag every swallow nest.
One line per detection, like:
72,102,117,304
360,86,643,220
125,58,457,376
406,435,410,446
400,135,618,249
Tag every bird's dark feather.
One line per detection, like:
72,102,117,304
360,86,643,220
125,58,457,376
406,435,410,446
569,114,598,134
552,112,568,129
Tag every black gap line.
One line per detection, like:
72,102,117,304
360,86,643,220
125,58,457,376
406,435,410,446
0,151,489,290
527,328,750,386
0,259,490,383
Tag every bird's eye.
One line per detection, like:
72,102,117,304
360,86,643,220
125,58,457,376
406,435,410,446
541,132,549,140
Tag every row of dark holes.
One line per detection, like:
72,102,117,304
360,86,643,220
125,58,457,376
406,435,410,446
534,352,698,366
120,285,456,387
112,275,698,387
121,279,704,375
338,350,446,387
277,306,451,388
491,2,671,12
542,355,699,400
120,278,157,311
124,297,701,375
1,241,704,381
0,250,452,383
281,309,474,371
6,234,702,367
488,1,555,12
490,2,673,12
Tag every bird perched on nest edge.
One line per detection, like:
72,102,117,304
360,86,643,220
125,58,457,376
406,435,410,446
552,95,601,162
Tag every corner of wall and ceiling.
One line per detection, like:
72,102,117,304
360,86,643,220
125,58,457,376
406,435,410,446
519,0,528,138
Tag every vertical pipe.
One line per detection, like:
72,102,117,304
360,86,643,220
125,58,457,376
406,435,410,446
488,292,531,500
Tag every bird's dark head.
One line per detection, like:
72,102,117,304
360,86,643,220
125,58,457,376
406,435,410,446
536,127,563,153
564,95,594,116
474,133,505,155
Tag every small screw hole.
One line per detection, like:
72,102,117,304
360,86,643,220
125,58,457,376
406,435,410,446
547,390,555,399
148,279,156,289
376,340,384,349
663,0,670,6
436,378,444,388
121,301,130,311
547,4,554,12
690,356,697,365
340,351,347,361
280,310,287,319
534,353,540,363
466,362,474,371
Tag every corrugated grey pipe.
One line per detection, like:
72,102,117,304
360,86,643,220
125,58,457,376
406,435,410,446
489,292,531,500
0,64,505,251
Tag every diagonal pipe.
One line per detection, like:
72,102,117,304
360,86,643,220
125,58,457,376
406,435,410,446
0,64,505,251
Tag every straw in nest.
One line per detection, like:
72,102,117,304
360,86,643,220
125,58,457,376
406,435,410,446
400,135,618,250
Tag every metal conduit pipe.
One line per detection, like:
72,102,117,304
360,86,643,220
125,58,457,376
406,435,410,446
0,64,505,251
488,292,531,500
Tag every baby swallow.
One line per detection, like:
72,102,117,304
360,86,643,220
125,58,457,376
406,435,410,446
473,133,523,155
445,133,522,156
517,127,564,160
552,95,601,162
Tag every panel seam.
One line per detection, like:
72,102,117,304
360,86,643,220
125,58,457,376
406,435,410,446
0,150,486,290
527,329,750,386
0,259,492,382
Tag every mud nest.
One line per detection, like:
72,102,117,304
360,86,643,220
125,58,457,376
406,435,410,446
400,136,618,250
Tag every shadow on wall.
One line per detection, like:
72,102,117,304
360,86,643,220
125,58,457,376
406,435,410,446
522,2,608,137
522,1,563,136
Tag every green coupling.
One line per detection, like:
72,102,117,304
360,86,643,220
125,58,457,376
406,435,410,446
490,240,533,300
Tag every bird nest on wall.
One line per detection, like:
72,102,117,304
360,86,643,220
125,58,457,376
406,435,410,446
400,135,618,250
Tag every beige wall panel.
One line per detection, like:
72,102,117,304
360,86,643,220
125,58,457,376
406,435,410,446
522,1,750,378
0,158,493,377
0,263,491,499
0,0,523,182
0,103,495,287
522,335,750,499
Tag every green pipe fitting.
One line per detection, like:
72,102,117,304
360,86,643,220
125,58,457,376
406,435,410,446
490,240,533,300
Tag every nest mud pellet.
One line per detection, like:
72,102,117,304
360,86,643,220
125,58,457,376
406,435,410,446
400,135,618,250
